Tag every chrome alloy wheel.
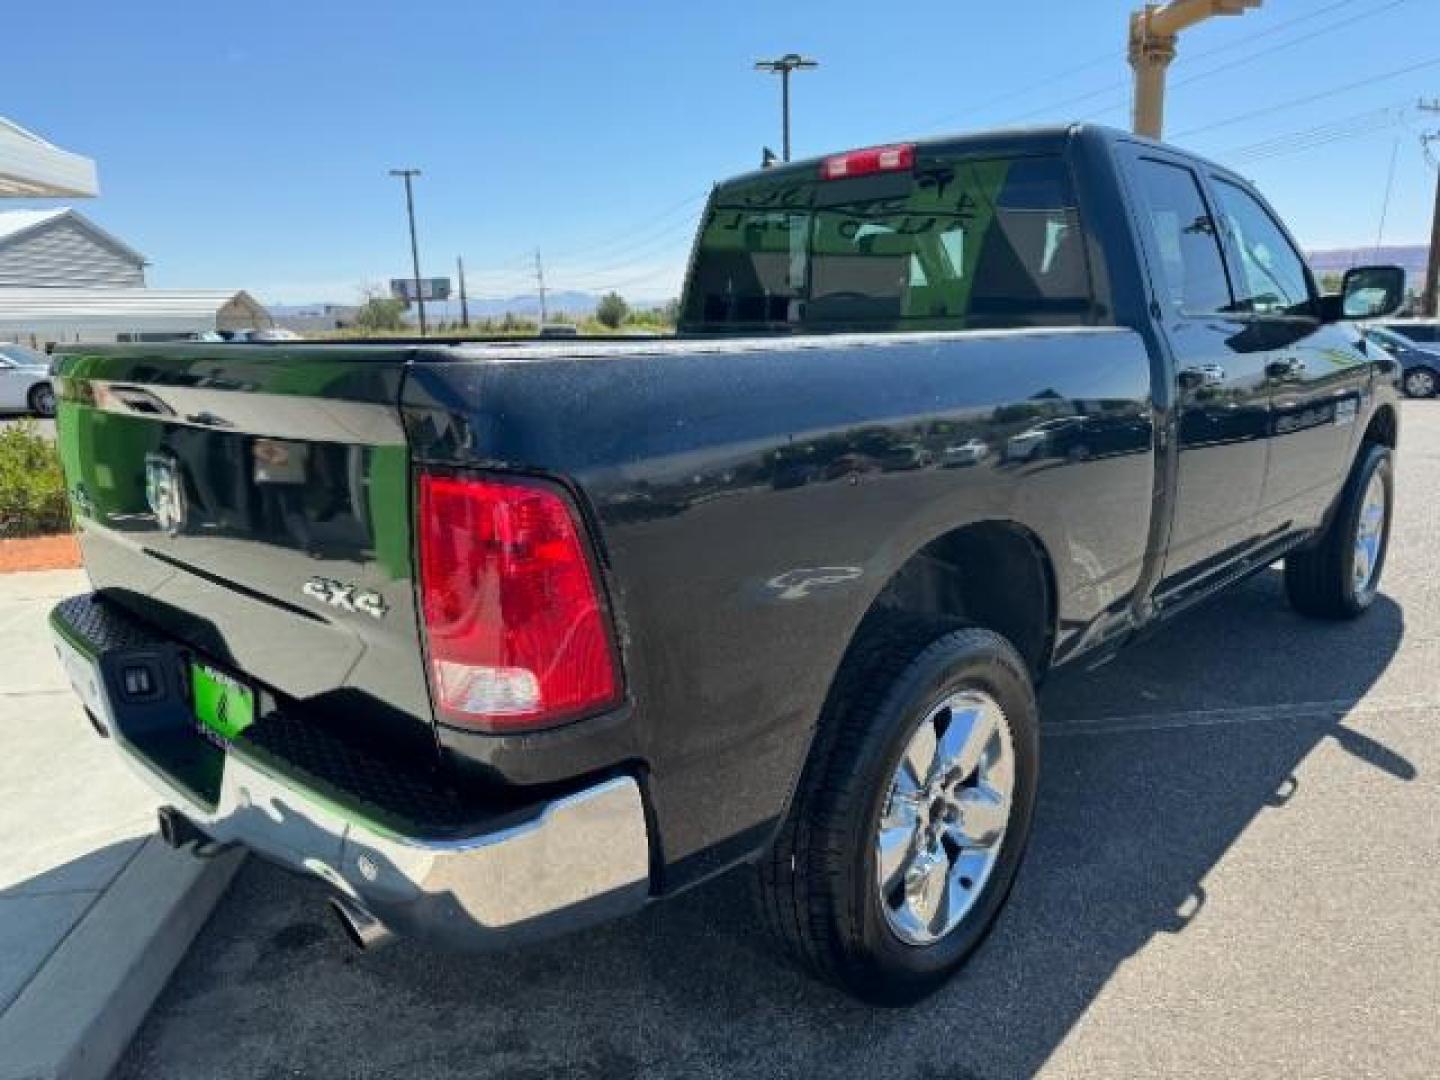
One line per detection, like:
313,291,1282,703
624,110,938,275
1353,470,1388,598
876,689,1014,946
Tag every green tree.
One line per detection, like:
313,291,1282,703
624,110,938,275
1318,271,1343,295
596,291,630,329
355,296,407,331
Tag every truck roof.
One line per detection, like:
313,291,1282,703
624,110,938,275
713,122,1228,191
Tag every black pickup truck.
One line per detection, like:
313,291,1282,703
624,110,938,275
49,124,1405,1003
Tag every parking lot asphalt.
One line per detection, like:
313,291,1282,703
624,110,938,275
117,401,1440,1080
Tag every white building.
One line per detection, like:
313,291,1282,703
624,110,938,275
0,207,146,288
0,288,271,345
1,118,274,345
0,118,98,198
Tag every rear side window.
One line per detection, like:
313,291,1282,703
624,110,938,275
1131,158,1233,316
682,154,1095,332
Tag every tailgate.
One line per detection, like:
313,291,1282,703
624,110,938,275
53,344,434,751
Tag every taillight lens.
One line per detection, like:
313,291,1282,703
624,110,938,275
819,143,915,181
417,472,619,732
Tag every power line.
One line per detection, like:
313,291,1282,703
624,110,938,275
920,0,1392,136
540,189,709,265
912,52,1117,136
1173,55,1440,140
546,224,699,284
543,198,706,270
1168,0,1414,93
1374,136,1402,259
1216,103,1412,163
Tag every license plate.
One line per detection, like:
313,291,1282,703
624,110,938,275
190,661,255,742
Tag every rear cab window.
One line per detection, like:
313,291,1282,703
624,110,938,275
681,151,1099,333
1128,157,1234,317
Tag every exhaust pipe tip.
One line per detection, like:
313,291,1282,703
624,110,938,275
156,806,232,859
329,895,394,952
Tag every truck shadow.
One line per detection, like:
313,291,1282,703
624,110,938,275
119,570,1414,1080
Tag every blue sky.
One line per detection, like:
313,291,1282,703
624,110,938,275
5,0,1439,305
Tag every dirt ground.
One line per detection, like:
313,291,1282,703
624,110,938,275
0,535,81,573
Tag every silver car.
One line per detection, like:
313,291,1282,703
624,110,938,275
0,343,55,417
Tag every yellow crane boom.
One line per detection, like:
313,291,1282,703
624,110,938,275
1129,0,1263,139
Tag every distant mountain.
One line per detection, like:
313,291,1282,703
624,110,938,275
455,291,605,319
1307,244,1429,285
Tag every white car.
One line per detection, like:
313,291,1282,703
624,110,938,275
941,438,989,467
0,343,55,417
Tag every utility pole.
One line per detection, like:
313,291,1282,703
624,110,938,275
388,168,427,336
533,249,548,325
1128,1,1262,140
1421,100,1440,316
456,255,470,328
754,53,818,162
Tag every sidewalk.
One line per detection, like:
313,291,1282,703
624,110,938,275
0,571,240,1080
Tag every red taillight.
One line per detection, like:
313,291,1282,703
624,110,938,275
819,143,915,181
417,472,619,733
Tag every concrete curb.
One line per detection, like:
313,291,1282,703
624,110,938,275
0,840,244,1080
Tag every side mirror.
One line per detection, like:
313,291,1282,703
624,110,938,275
1336,265,1406,321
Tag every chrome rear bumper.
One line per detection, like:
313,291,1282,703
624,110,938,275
50,594,651,950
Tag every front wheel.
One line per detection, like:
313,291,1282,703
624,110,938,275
1402,367,1436,399
753,619,1039,1004
1284,443,1393,619
28,382,56,418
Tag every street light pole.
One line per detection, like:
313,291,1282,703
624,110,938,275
457,255,470,329
754,53,818,162
1128,1,1262,140
388,168,427,336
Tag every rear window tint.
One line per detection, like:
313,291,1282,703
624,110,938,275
682,154,1096,332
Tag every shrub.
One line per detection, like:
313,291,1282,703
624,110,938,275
0,422,70,537
355,297,408,331
596,291,629,329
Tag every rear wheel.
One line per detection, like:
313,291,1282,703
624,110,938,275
1284,444,1392,619
753,618,1039,1004
1402,367,1436,399
28,383,55,418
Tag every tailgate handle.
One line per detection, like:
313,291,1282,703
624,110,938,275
110,385,175,417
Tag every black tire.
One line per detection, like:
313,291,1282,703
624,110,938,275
1284,443,1393,619
753,617,1039,1004
1402,367,1437,399
28,382,56,418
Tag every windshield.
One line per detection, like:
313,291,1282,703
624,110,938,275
681,152,1095,333
0,343,48,366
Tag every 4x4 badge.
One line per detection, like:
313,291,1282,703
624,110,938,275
302,577,388,620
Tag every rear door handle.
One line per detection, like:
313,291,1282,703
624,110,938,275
1265,356,1306,380
1178,364,1226,390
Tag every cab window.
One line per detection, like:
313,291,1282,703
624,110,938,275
1212,178,1313,317
1131,158,1234,316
